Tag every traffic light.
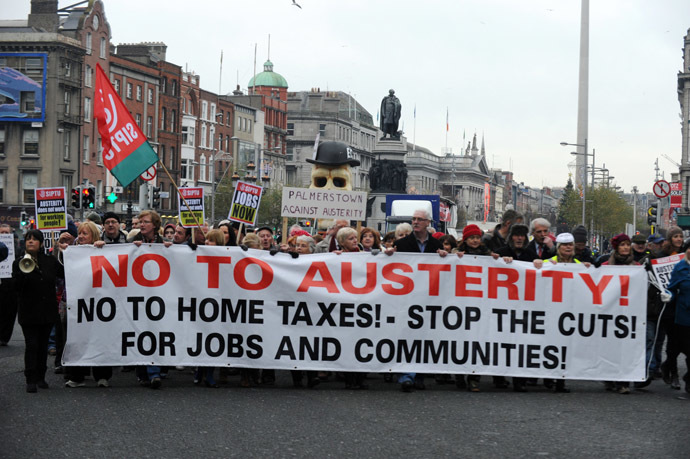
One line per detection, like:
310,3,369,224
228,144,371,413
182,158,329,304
82,185,96,209
647,203,658,225
71,186,82,208
19,211,29,228
149,185,161,209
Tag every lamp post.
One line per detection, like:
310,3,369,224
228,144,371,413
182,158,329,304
560,138,590,226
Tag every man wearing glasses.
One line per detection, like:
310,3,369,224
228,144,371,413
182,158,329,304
100,212,127,244
385,208,447,392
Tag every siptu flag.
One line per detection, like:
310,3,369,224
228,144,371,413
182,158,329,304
94,63,158,187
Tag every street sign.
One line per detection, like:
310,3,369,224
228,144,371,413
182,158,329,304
140,166,157,181
653,180,671,198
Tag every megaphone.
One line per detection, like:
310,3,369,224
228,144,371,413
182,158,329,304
19,254,36,274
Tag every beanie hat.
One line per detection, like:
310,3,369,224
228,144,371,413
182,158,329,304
102,212,120,223
631,234,647,245
432,231,445,240
508,223,529,240
610,233,631,251
666,226,682,241
85,212,102,225
572,225,587,243
463,224,482,240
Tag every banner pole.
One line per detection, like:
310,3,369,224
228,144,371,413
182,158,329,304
282,217,288,244
157,159,205,235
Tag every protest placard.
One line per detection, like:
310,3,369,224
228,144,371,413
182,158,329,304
650,253,685,290
178,187,204,228
229,181,262,225
63,246,646,381
281,187,367,220
34,187,67,231
0,233,15,279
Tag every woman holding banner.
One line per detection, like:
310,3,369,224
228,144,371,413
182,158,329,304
64,222,113,388
334,227,369,390
12,229,64,393
661,243,690,394
659,227,684,390
601,233,639,394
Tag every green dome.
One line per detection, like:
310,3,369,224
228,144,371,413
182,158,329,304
248,60,288,88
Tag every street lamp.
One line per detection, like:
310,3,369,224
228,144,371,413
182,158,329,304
560,138,589,226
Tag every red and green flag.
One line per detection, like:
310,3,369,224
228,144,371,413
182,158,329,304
94,63,158,187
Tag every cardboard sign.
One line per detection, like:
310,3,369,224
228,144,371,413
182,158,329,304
281,187,367,220
650,253,685,291
178,187,204,228
0,233,15,279
34,187,67,231
229,181,263,226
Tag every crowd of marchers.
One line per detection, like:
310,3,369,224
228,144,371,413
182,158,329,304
0,207,688,396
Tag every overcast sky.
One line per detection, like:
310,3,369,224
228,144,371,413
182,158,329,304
5,0,690,193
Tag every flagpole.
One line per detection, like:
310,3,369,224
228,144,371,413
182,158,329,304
157,159,206,235
445,107,449,154
413,103,416,155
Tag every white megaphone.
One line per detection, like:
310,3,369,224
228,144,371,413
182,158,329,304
19,253,36,274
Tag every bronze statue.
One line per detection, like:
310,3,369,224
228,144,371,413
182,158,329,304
380,89,401,140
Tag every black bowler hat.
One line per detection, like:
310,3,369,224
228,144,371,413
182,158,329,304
306,141,360,167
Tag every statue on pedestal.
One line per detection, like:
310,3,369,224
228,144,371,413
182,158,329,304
380,89,401,140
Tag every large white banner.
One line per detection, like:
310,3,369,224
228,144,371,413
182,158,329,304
63,246,647,381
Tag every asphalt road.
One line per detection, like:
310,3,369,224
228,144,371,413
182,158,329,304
1,332,689,459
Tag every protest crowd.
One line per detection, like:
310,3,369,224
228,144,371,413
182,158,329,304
1,206,689,396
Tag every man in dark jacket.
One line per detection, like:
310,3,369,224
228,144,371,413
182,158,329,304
527,218,556,259
101,212,127,244
482,209,523,253
387,208,447,392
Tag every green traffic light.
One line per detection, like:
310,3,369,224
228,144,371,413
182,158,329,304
107,192,118,203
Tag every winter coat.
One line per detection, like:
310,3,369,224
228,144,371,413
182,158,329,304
666,258,690,327
12,252,63,326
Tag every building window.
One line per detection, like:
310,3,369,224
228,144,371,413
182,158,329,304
85,65,93,87
200,155,206,181
162,77,167,94
86,32,92,54
97,138,103,165
61,174,72,193
181,159,193,180
136,86,142,101
200,124,207,148
100,37,106,58
22,171,37,203
319,124,326,136
247,119,252,133
161,107,167,130
148,88,153,104
202,101,208,120
83,135,89,163
287,123,294,136
63,130,70,160
146,116,153,137
182,126,195,146
23,129,39,155
64,61,71,77
210,103,216,121
126,83,132,99
22,92,35,112
136,114,141,127
287,146,294,161
171,80,177,96
240,118,245,131
170,146,175,169
0,170,4,202
84,97,91,122
113,79,120,94
170,109,176,131
0,128,4,155
64,90,71,115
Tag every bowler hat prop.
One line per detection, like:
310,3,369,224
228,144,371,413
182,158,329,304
306,141,360,167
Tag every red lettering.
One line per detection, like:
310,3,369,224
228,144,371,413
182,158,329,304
381,263,414,295
418,263,451,296
233,257,273,291
196,256,232,288
341,262,377,294
297,261,339,293
455,265,483,298
579,273,613,305
541,270,574,302
488,267,520,300
131,254,170,287
90,254,128,288
524,269,536,301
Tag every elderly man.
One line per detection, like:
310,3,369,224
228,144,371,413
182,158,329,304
647,234,665,254
257,226,277,251
386,208,447,392
100,212,127,244
314,219,349,253
527,218,556,259
631,233,649,263
483,209,523,252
